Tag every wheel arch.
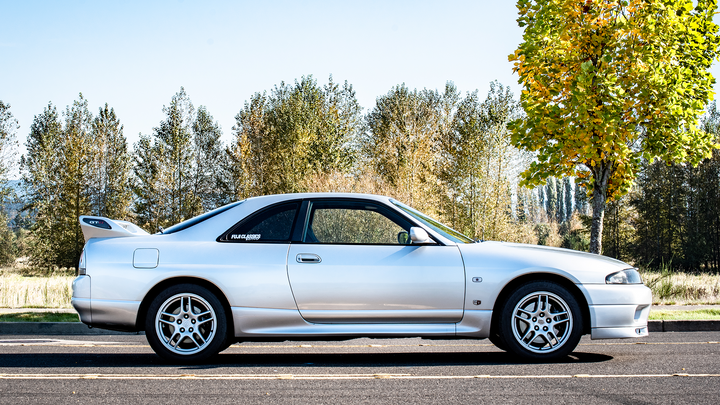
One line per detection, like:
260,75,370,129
490,272,591,336
136,277,234,335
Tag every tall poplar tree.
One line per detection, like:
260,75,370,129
509,0,720,254
364,84,440,210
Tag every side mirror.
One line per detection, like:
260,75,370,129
397,231,410,245
409,227,433,244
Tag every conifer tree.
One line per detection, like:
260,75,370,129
91,104,132,219
0,101,19,265
21,103,63,268
192,106,224,211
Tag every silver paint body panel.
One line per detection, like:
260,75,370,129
72,192,652,341
287,244,465,323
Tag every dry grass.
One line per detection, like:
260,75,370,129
0,264,74,308
641,269,720,305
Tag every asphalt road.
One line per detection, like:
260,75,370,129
1,332,719,404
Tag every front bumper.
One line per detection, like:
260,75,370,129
578,283,652,339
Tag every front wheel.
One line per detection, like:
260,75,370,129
145,284,228,362
498,281,583,360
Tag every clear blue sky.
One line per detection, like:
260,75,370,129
1,0,523,162
3,0,720,174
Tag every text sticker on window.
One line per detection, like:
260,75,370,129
230,234,261,241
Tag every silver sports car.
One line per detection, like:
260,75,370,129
72,193,651,362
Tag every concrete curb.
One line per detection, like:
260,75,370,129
0,322,143,335
648,320,720,332
0,321,718,335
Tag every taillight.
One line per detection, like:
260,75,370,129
78,249,86,276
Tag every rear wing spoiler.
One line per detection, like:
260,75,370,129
79,216,150,242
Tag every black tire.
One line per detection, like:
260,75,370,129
498,281,583,361
145,283,228,363
489,331,509,352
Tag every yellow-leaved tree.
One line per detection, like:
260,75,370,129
509,0,720,254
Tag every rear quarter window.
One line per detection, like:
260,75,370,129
219,201,299,243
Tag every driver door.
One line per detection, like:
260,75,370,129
287,199,465,324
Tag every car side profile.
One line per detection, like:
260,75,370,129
72,193,651,362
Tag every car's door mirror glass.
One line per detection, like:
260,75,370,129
397,231,410,245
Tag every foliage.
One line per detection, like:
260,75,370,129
90,104,132,220
509,0,720,254
632,103,720,272
133,88,226,231
226,75,362,200
364,84,443,213
0,101,19,265
21,96,132,268
437,82,531,241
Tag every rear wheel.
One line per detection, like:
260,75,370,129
145,284,228,362
498,281,583,360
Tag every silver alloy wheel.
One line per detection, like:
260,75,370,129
154,293,217,355
511,291,573,354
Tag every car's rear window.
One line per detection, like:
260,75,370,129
220,201,300,242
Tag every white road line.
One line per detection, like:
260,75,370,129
0,373,719,380
1,340,718,348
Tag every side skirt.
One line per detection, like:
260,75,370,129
231,307,492,339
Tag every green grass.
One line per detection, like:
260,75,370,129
0,312,80,322
649,308,720,321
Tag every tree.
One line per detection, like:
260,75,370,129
364,84,441,211
21,95,95,268
0,101,19,265
227,76,362,199
21,103,63,268
632,102,720,271
192,106,224,211
509,0,720,254
132,134,163,232
90,104,132,220
56,94,95,267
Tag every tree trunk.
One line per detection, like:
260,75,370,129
589,165,611,255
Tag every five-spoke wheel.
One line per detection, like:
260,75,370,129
145,284,228,362
497,281,583,360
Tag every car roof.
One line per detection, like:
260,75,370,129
243,192,393,203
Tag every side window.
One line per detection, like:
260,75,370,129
304,201,412,245
221,202,299,242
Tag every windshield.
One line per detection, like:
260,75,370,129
163,201,244,234
390,199,473,244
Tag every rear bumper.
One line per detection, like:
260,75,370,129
71,298,141,332
71,298,92,324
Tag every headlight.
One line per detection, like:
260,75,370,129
605,268,642,284
78,249,86,276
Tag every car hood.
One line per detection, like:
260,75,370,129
457,241,632,284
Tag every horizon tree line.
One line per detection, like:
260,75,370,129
1,75,718,272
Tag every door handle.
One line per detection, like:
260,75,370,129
296,253,322,263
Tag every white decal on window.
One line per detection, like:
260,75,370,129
230,234,262,241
